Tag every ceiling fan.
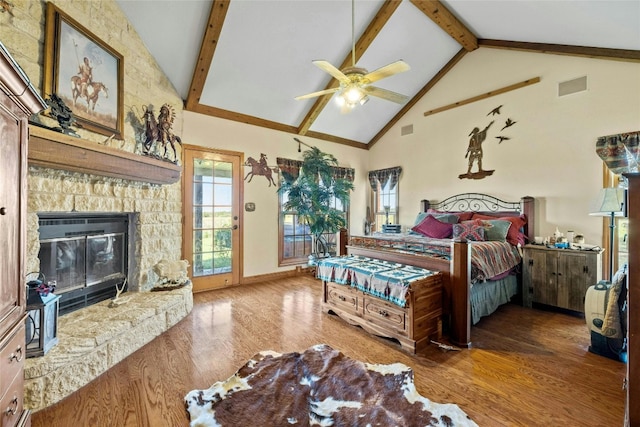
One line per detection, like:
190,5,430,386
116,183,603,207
295,0,410,113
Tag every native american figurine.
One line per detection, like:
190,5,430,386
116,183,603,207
140,103,182,162
45,93,80,137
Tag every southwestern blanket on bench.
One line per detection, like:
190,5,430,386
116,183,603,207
317,256,437,308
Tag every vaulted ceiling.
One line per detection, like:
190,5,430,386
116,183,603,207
117,0,640,149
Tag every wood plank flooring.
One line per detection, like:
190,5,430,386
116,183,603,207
31,275,626,426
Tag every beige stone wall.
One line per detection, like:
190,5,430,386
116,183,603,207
2,0,184,290
27,168,182,291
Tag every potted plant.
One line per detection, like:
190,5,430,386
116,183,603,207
278,146,354,260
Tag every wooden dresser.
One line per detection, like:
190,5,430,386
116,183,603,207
0,44,47,427
522,244,602,313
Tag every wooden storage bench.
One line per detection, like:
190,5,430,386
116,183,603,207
318,256,443,354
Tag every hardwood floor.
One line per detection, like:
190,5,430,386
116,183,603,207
32,275,625,426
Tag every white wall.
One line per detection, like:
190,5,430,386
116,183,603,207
183,112,369,277
185,48,640,277
369,48,640,245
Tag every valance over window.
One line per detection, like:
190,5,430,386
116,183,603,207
276,157,355,185
596,131,639,175
368,166,402,192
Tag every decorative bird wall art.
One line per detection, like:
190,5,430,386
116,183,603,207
458,104,518,180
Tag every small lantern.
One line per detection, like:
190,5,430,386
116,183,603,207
25,275,60,358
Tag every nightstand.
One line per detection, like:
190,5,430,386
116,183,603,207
522,244,603,313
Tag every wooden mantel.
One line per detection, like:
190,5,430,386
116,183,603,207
28,125,181,185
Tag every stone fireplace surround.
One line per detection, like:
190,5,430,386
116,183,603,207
24,158,189,411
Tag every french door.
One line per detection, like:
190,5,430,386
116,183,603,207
183,146,242,292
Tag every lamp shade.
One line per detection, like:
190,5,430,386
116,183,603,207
589,187,625,217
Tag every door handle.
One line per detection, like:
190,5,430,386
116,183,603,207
233,225,238,230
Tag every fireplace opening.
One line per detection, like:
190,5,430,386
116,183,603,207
38,213,131,316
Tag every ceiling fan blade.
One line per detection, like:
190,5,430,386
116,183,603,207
295,87,339,100
364,60,410,84
363,86,409,104
312,60,350,85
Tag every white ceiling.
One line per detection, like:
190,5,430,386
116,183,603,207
117,0,640,147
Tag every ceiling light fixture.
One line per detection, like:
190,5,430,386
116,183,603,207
295,0,410,113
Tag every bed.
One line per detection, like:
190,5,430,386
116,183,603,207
347,193,535,347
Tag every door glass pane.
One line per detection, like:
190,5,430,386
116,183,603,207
214,251,232,274
194,253,213,276
194,159,214,182
214,184,232,206
194,206,214,229
214,229,232,251
215,207,232,228
214,161,232,183
192,158,234,277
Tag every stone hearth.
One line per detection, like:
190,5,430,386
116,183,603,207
24,283,193,411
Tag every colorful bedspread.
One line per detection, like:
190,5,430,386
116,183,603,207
317,255,437,307
349,233,521,284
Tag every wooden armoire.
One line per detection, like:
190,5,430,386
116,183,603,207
0,44,46,426
624,173,639,426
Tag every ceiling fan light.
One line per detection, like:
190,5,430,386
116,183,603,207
345,86,364,103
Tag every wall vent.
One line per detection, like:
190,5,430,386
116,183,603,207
558,76,587,97
401,124,413,136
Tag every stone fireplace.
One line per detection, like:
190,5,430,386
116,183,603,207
23,129,191,411
37,212,134,315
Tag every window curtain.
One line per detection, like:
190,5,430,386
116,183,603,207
595,131,640,175
276,158,301,184
276,158,355,183
368,166,402,192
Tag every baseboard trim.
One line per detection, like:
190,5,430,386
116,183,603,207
241,266,315,285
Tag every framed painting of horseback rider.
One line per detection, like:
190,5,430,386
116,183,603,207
43,3,124,139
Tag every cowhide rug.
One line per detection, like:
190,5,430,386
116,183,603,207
184,344,477,427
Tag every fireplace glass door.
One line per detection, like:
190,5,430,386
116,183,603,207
39,237,87,293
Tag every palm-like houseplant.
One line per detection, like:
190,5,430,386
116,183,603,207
279,147,354,259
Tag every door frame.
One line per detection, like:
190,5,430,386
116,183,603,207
182,144,244,291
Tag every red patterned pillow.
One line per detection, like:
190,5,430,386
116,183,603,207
411,215,453,238
452,221,485,241
471,213,527,246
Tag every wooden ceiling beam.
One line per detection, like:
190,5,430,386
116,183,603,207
296,0,402,136
411,0,477,51
367,48,467,148
480,39,640,63
185,0,230,110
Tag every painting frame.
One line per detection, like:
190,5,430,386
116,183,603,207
43,2,124,139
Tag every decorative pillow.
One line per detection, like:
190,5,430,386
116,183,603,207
413,212,459,226
411,215,454,239
479,219,511,242
452,221,485,241
428,209,473,222
601,266,627,339
471,213,527,246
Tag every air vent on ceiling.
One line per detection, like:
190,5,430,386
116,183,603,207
401,124,413,136
558,76,587,97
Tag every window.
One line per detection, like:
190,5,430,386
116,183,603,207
277,156,352,266
279,191,343,265
368,167,402,232
374,179,398,230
